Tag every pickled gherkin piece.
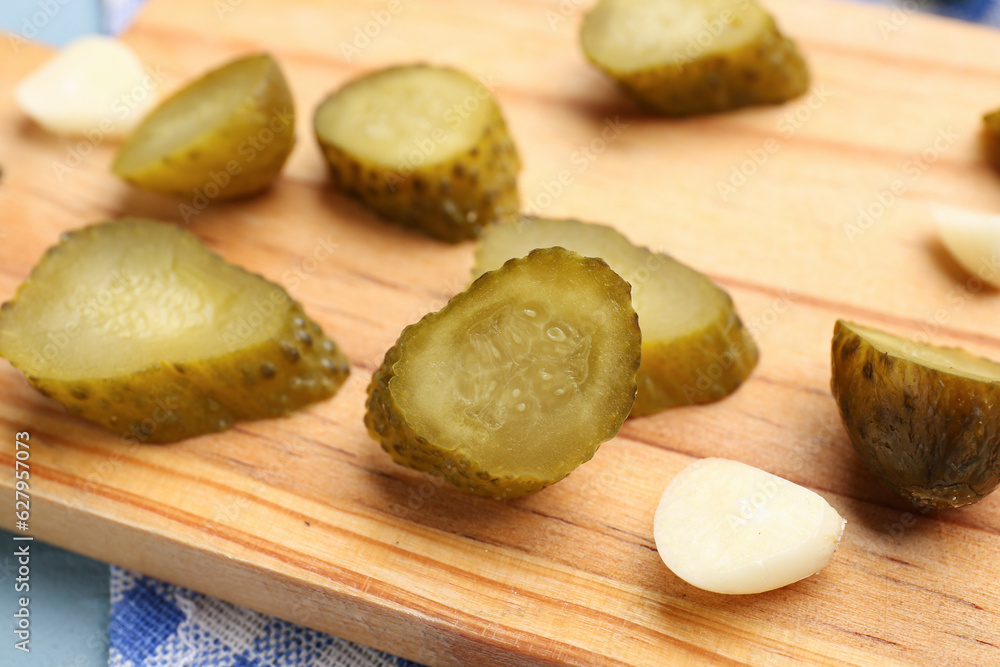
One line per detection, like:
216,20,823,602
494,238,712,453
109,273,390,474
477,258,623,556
314,64,520,242
365,247,640,500
580,0,809,115
831,320,1000,508
474,217,758,416
982,109,1000,171
112,53,295,200
0,219,349,443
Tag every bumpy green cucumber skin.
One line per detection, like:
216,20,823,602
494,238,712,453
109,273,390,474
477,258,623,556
633,306,758,416
0,220,348,443
112,53,296,200
583,14,809,116
830,320,1000,509
365,248,640,500
982,109,1000,171
24,302,349,444
314,66,521,242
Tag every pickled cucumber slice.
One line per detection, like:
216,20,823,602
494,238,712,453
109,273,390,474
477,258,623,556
831,320,1000,508
0,219,348,443
112,53,295,200
580,0,809,115
365,247,640,499
314,64,521,242
474,217,758,416
982,109,1000,171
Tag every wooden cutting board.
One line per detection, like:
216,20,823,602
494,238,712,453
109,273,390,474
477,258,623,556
3,0,1000,664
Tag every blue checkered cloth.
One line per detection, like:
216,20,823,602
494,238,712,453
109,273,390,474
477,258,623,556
105,2,1000,666
108,569,423,667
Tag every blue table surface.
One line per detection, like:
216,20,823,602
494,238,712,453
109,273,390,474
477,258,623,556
1,1,999,666
0,1,102,48
1,530,110,667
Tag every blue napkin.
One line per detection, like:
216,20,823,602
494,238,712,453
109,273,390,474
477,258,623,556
107,568,423,667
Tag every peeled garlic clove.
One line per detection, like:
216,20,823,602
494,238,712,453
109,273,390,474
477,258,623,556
15,35,156,138
932,205,1000,289
654,458,846,595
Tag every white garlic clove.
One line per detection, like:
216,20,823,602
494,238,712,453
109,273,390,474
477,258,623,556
932,205,1000,289
15,35,157,138
654,458,846,595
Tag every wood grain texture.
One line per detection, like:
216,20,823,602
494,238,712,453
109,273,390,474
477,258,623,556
2,0,1000,664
